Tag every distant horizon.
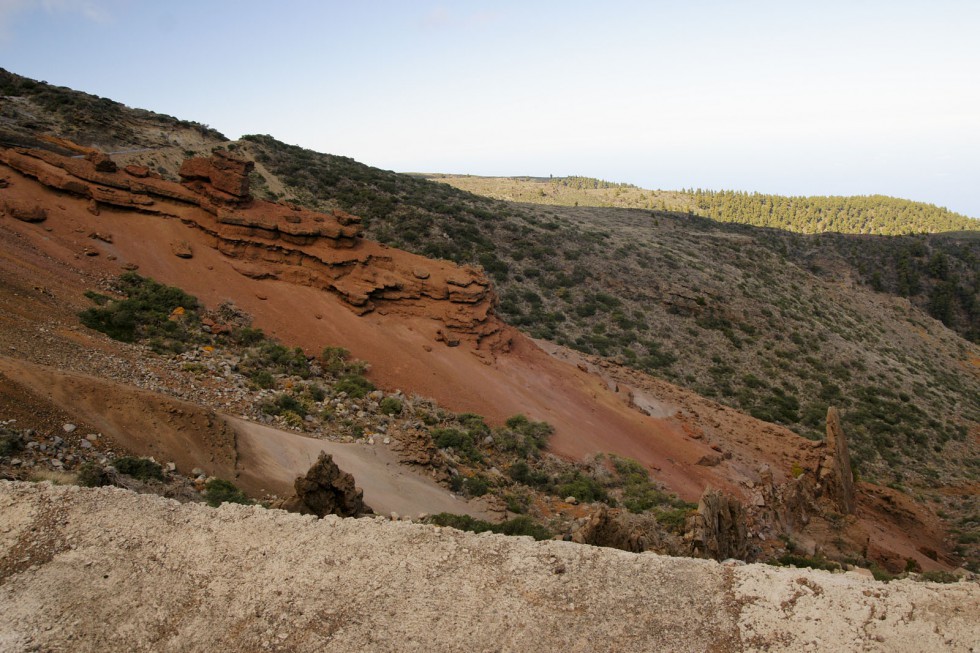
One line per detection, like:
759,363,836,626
2,1,978,218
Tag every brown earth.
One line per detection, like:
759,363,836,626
0,146,959,570
1,481,977,653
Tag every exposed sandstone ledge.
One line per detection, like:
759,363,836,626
0,146,509,352
1,481,977,652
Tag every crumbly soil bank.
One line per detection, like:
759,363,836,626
1,481,976,653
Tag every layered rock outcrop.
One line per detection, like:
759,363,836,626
0,146,509,351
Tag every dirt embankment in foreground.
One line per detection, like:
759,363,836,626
1,482,977,653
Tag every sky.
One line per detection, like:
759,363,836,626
2,0,979,217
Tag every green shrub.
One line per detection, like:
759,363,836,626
379,397,403,415
0,430,24,457
775,554,842,572
917,570,959,584
494,414,554,458
556,471,608,503
232,326,266,346
432,427,481,462
250,370,275,389
464,475,490,497
260,393,308,417
79,273,202,352
335,373,375,399
113,456,164,482
429,513,552,541
204,478,252,507
239,342,311,379
76,462,110,487
508,460,551,488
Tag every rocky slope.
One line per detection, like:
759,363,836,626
1,481,977,653
0,136,972,571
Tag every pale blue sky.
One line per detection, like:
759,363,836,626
2,0,978,217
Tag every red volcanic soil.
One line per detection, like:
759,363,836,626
0,146,956,570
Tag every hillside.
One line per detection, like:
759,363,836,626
426,174,980,236
0,68,977,571
241,138,979,482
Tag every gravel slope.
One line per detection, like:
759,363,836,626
1,482,976,652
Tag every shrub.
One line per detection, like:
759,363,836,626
917,570,960,584
250,370,275,389
508,461,551,488
79,273,202,352
379,397,403,415
464,475,490,497
494,414,553,458
775,554,842,572
334,373,375,399
555,470,607,503
260,393,307,417
0,430,24,457
239,342,311,379
429,513,552,541
432,427,481,462
75,461,109,487
204,478,252,507
113,456,164,482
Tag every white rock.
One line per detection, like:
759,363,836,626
62,424,77,433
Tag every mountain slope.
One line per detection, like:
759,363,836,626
1,68,977,569
241,138,979,481
425,174,980,235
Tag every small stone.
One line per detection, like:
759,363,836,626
63,423,77,433
85,434,98,442
565,496,579,505
382,437,391,445
79,440,92,449
192,467,205,477
390,512,400,521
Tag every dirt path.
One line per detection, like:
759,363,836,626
1,482,977,652
0,358,489,519
230,417,490,518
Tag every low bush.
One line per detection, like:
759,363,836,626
75,461,109,487
334,373,375,399
0,430,24,457
494,414,553,458
432,427,482,462
79,273,202,352
429,513,552,541
204,478,252,507
260,393,308,418
112,456,164,482
379,397,403,415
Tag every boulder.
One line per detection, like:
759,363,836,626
85,151,117,173
2,198,47,223
171,240,194,259
278,452,371,518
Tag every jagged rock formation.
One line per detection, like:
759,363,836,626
569,506,680,553
818,406,856,514
689,488,748,560
0,146,509,351
276,451,371,518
